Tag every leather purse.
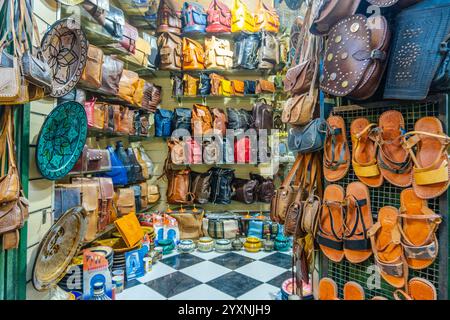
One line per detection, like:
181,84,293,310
252,99,273,130
288,118,327,154
227,108,252,130
173,108,193,133
103,145,128,186
250,173,275,203
231,80,245,96
255,0,280,33
256,80,276,94
231,0,256,33
155,109,174,137
86,149,104,172
172,73,184,97
321,15,390,100
158,32,183,71
157,0,182,34
120,23,138,54
182,37,205,70
118,70,139,104
199,73,212,96
191,171,212,204
182,2,207,33
133,37,151,67
206,0,232,33
259,32,279,69
209,73,225,96
80,45,103,89
244,80,256,95
281,90,317,126
104,5,125,39
116,188,136,215
234,33,261,70
204,36,233,70
148,185,160,204
183,74,199,96
100,55,124,95
232,178,258,204
208,167,234,204
166,168,193,204
212,108,228,136
192,104,213,136
219,79,234,96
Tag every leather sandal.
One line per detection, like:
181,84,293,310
324,115,351,182
318,277,340,300
394,277,437,300
351,118,384,187
375,110,412,187
371,296,388,300
399,188,441,270
367,206,407,288
317,184,345,263
402,117,450,199
343,281,365,300
344,181,373,264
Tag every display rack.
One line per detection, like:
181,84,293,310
319,94,450,300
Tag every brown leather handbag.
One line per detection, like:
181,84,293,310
256,80,276,94
212,108,227,136
206,0,232,33
118,69,139,104
169,211,205,240
192,104,213,136
142,82,161,112
231,80,245,96
116,188,136,216
320,15,390,100
182,37,205,70
166,167,193,205
100,55,124,95
183,74,199,96
157,0,182,34
118,106,132,134
204,36,233,70
191,171,212,204
80,44,103,89
210,73,225,96
281,91,317,126
158,32,182,71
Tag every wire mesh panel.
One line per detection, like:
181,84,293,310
320,95,449,300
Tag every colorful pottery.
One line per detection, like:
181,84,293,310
244,237,262,253
215,239,232,253
231,235,244,251
274,234,290,252
158,239,175,254
263,235,275,252
197,237,214,252
178,240,196,253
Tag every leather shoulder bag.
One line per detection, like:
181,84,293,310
182,37,205,70
206,0,232,33
158,32,182,71
157,0,182,34
287,118,328,154
182,2,207,33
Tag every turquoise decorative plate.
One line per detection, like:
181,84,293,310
36,101,88,180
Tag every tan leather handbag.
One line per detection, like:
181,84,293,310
192,104,213,136
204,36,233,70
231,80,245,96
118,69,139,104
166,168,193,205
183,74,199,96
209,73,225,96
80,44,103,89
256,80,276,94
182,37,205,70
281,90,317,126
116,188,136,216
170,211,205,240
158,32,182,71
118,106,132,134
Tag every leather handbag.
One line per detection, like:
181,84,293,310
256,80,276,94
127,147,145,183
244,80,256,95
133,78,145,106
227,108,252,130
87,149,104,172
255,0,280,33
191,171,212,204
71,145,89,173
132,142,154,177
252,99,273,130
115,106,131,134
231,80,245,96
206,0,232,33
169,211,205,240
234,33,261,69
120,23,138,54
84,98,96,128
250,173,275,203
132,147,149,179
116,188,136,215
173,108,193,133
182,37,205,70
93,103,106,130
118,69,139,104
209,73,225,96
185,137,203,164
203,218,239,239
100,55,124,95
133,37,151,67
288,118,328,154
157,0,182,34
321,15,391,100
168,138,187,165
259,32,279,69
208,167,235,204
232,178,258,204
80,45,103,89
212,108,228,136
148,185,160,204
199,73,212,96
155,109,174,137
183,74,199,96
103,145,128,185
192,104,213,136
166,167,193,204
181,2,207,33
219,79,234,96
203,139,222,164
281,90,318,126
204,36,233,70
172,73,184,97
231,0,256,33
104,5,125,39
115,141,133,184
310,0,361,35
384,1,450,100
158,32,182,71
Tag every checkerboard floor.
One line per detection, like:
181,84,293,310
116,250,293,300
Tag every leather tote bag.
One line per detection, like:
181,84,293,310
170,211,205,240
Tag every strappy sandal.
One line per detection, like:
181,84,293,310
375,110,412,187
394,277,437,300
402,117,450,199
399,188,441,270
343,182,373,264
318,277,340,300
367,206,407,288
351,118,384,188
324,116,351,182
316,184,345,263
343,281,365,300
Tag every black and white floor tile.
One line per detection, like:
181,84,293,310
116,249,293,300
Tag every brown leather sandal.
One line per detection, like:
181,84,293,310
376,110,412,187
399,188,441,270
324,115,351,182
394,278,437,300
367,206,407,288
344,182,373,264
351,118,384,187
318,277,340,300
343,281,365,300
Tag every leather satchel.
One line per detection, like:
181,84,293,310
234,33,261,69
210,73,225,96
191,171,212,204
232,178,258,204
192,104,213,136
157,0,182,34
173,108,192,133
199,73,212,96
100,55,124,95
169,211,205,240
206,0,232,33
231,80,245,96
250,173,275,203
255,0,280,33
227,108,252,130
320,15,390,100
183,74,199,96
219,79,234,96
158,33,182,71
204,36,233,70
252,99,273,130
287,118,327,154
118,69,139,104
212,108,228,136
231,0,256,33
116,188,136,215
256,80,276,94
80,45,103,89
182,37,205,70
120,23,138,54
281,90,317,126
209,167,235,204
166,168,193,205
182,2,207,33
259,32,279,70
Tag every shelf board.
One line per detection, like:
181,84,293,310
67,169,111,177
201,201,270,212
172,92,285,100
158,68,276,77
87,128,154,141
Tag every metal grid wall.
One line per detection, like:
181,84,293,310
320,95,448,300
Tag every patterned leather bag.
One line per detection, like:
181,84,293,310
206,0,232,33
204,37,233,70
158,33,182,71
157,0,182,34
182,2,207,33
182,37,206,70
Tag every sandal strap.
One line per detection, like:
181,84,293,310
344,195,371,250
377,258,405,277
377,151,412,174
413,160,449,186
317,234,343,251
402,240,438,261
317,201,344,241
324,127,349,170
398,209,441,247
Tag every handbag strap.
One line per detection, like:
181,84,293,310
291,1,313,66
281,153,304,188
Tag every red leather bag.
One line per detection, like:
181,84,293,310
206,0,232,33
235,136,253,164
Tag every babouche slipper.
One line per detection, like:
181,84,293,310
394,277,437,300
317,184,345,263
399,188,441,270
324,115,351,182
402,117,450,199
376,110,412,187
351,118,384,187
344,182,373,264
343,281,365,300
318,277,339,300
368,206,407,288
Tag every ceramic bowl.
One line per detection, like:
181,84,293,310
274,236,291,252
215,239,232,253
197,237,214,252
158,239,175,255
178,240,196,253
244,237,262,253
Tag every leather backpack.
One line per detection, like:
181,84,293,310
104,145,128,186
181,2,207,33
158,32,182,71
259,32,279,70
165,166,193,205
168,138,187,165
212,108,228,136
199,73,211,96
143,33,159,69
155,109,174,137
183,74,199,96
231,0,256,33
204,36,233,70
235,136,253,164
227,108,252,130
185,137,203,164
234,33,261,70
115,141,133,184
192,104,213,136
208,167,235,204
232,178,258,204
252,99,273,131
203,138,222,164
182,37,205,70
157,0,182,34
127,147,145,183
206,0,232,33
191,171,212,204
173,108,192,133
210,73,225,96
255,0,280,33
250,173,275,203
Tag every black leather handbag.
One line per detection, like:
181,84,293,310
234,33,261,70
244,80,256,95
199,73,212,96
209,167,235,204
250,173,275,203
127,147,145,183
115,141,133,184
104,5,125,39
173,108,192,133
172,73,184,97
227,108,253,130
231,178,258,204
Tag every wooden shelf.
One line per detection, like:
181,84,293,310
87,128,154,141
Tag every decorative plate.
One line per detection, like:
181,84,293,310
36,101,88,180
32,207,87,291
41,18,88,98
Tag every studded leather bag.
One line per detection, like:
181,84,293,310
182,37,205,70
157,0,182,34
204,36,233,70
181,2,207,33
320,14,391,100
158,32,182,71
206,0,232,33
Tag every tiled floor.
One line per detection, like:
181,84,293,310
117,250,292,300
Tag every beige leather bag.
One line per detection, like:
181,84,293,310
281,90,317,126
116,188,136,216
204,36,233,70
148,185,160,204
